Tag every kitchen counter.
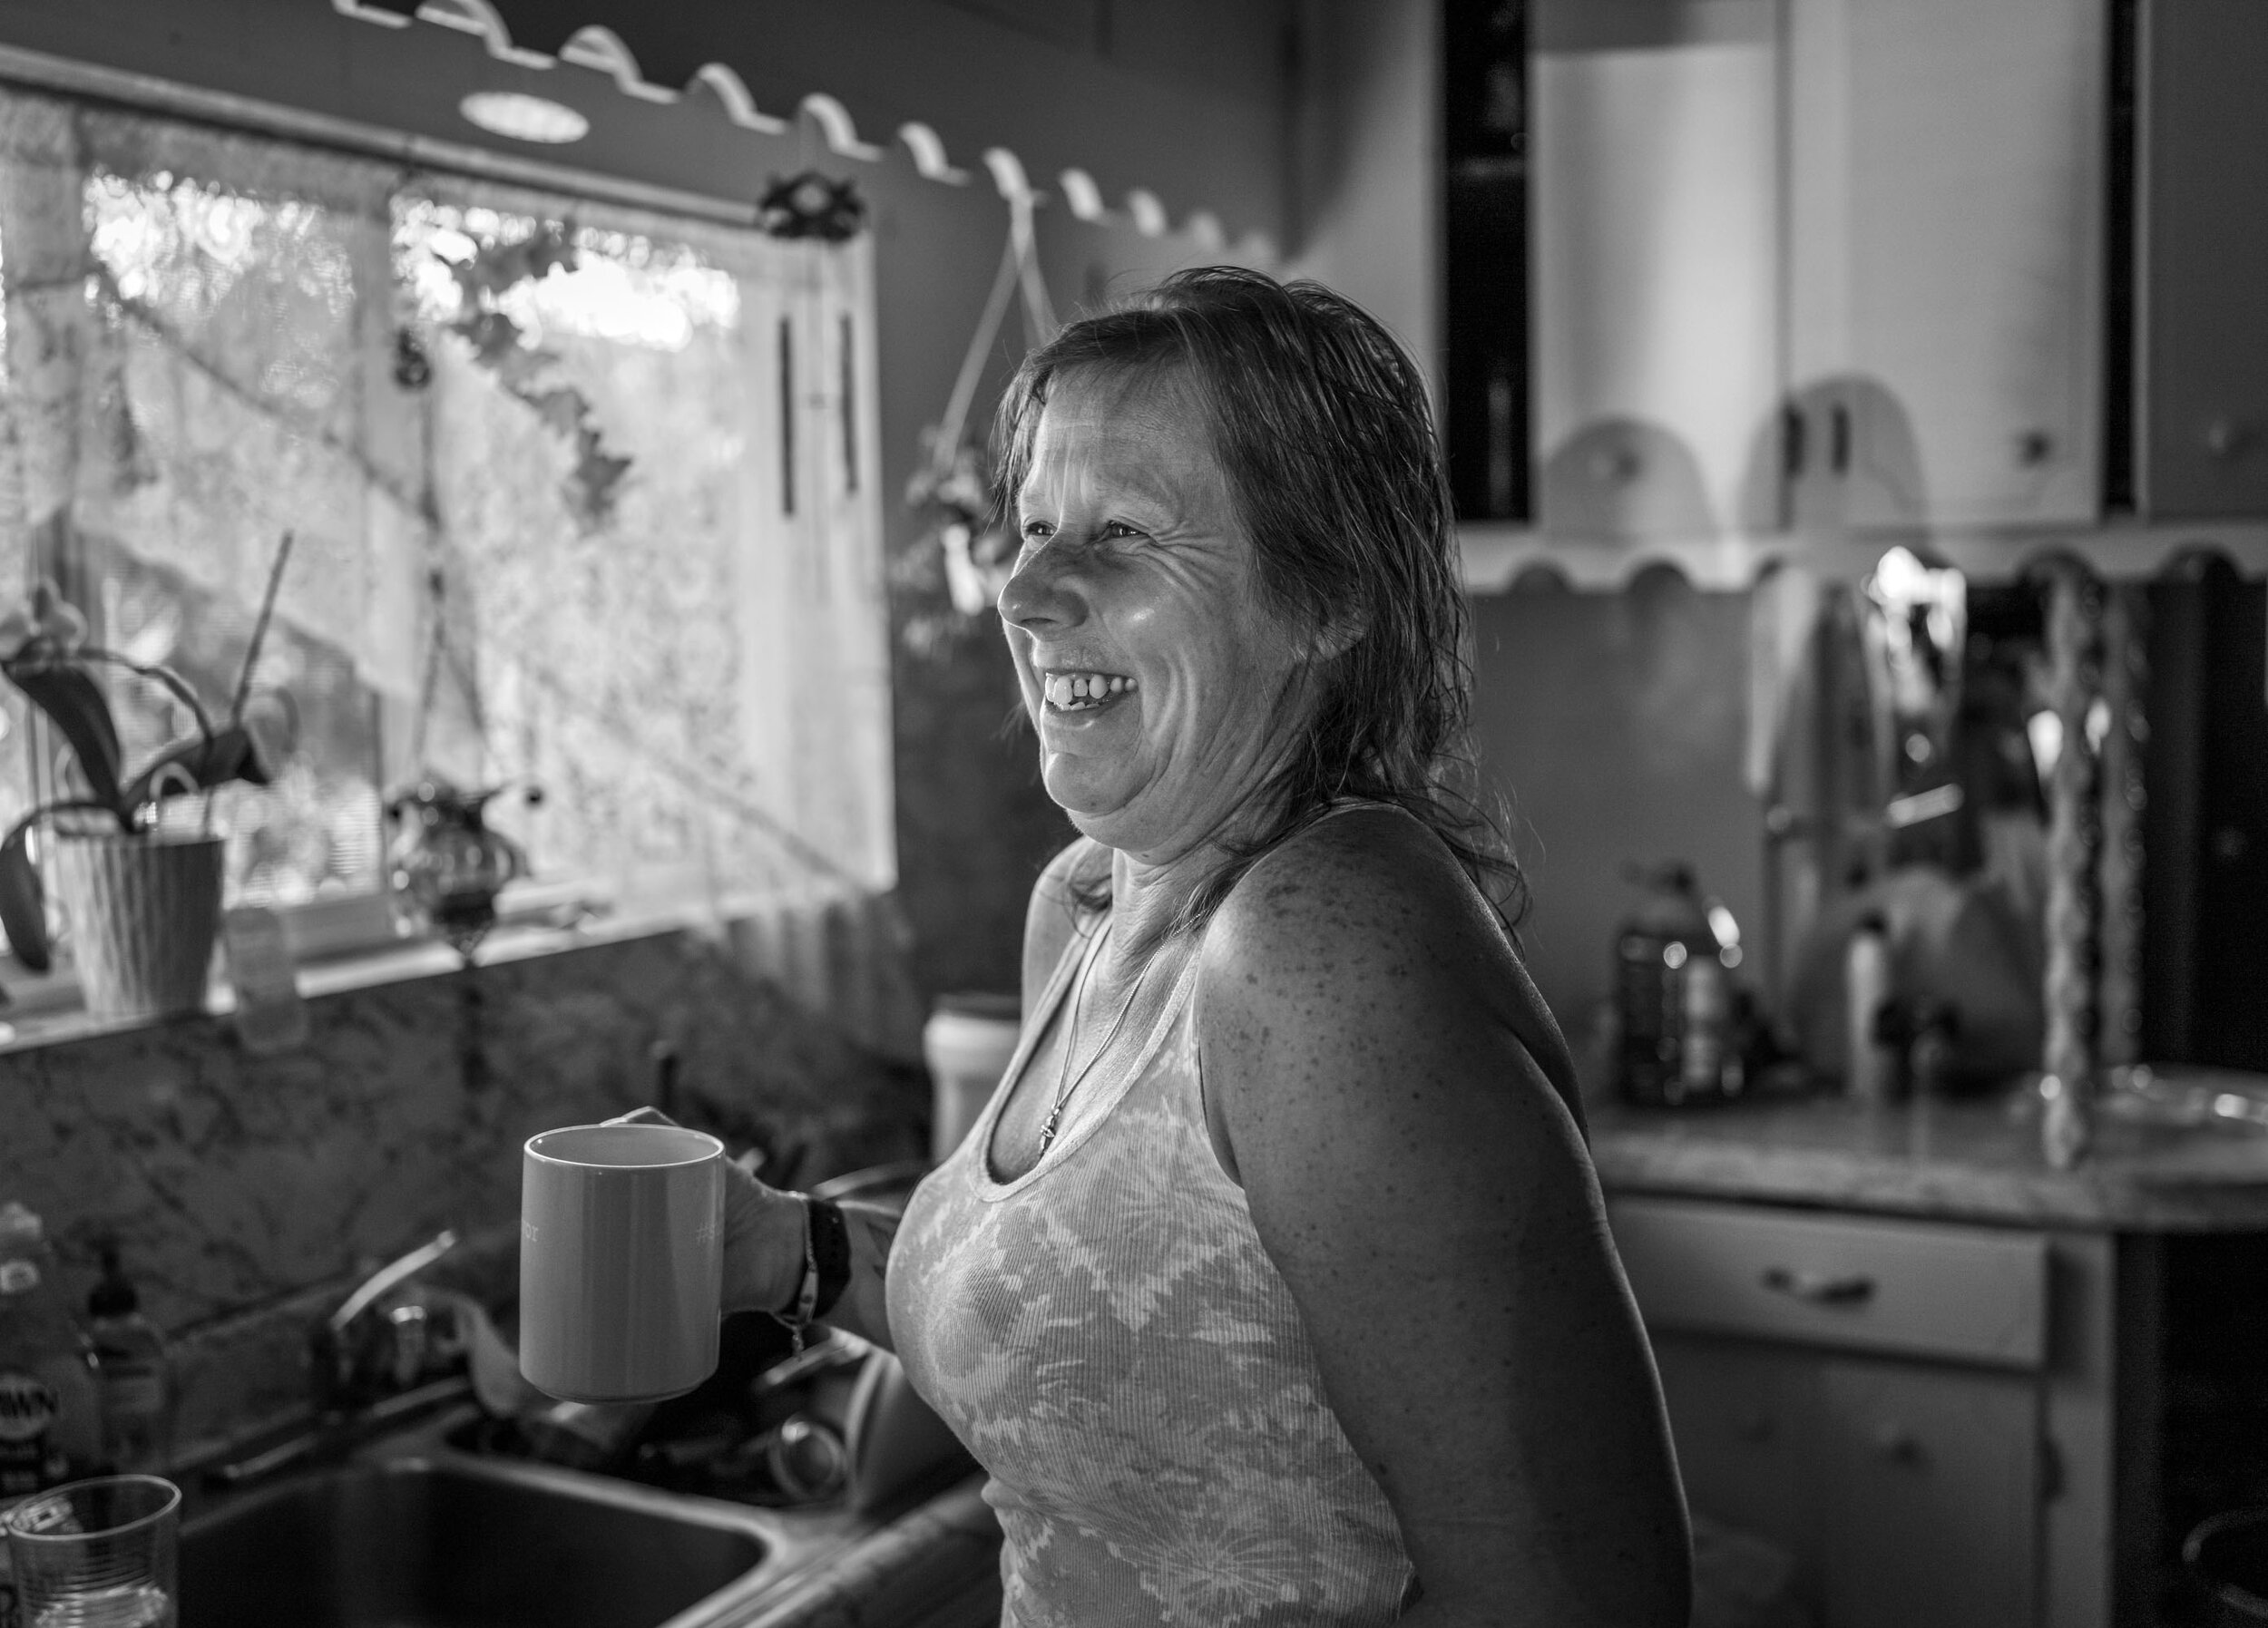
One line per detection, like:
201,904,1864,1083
1587,1076,2268,1231
729,1476,1001,1628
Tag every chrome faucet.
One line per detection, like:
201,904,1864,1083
208,1231,470,1490
309,1230,461,1410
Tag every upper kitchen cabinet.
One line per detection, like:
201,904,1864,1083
1785,0,2105,533
2133,0,2268,518
1524,0,2107,545
1530,0,1783,542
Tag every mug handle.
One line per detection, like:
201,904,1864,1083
603,1105,764,1177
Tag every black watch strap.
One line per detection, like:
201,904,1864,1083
807,1196,852,1320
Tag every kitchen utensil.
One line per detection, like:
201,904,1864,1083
423,1290,549,1420
2186,1506,2268,1624
518,1400,658,1471
520,1123,724,1405
2104,1065,2268,1133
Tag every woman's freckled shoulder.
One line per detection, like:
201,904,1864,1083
1217,810,1465,980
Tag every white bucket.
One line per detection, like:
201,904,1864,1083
922,995,1022,1164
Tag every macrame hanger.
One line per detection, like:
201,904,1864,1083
927,162,1058,483
928,237,1019,483
1006,182,1057,343
408,566,487,774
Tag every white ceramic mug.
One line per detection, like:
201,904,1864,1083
519,1123,725,1404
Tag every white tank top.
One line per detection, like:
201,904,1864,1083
888,898,1417,1627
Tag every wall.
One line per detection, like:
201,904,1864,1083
872,152,1265,1003
1470,573,1764,1087
852,5,1293,999
1284,0,1442,386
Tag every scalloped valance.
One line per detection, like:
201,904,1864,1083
326,0,1274,256
1459,520,2268,594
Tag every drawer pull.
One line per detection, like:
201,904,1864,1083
1760,1266,1876,1305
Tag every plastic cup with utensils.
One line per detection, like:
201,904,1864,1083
4,1473,181,1628
519,1122,726,1405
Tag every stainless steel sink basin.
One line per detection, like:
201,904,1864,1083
179,1428,849,1628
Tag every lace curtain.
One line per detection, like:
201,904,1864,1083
0,84,905,1045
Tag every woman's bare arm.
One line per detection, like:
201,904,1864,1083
1200,813,1690,1628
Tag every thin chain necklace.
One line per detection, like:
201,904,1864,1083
1039,920,1145,1155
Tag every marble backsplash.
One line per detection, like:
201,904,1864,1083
0,921,929,1453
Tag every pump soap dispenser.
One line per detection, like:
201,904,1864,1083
86,1240,171,1475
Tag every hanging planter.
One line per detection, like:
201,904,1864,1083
385,566,542,969
384,776,537,963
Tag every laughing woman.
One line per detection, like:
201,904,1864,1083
720,268,1689,1627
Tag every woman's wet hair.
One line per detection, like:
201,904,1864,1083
992,265,1528,934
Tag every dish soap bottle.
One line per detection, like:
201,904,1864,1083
85,1240,171,1474
0,1204,97,1496
0,1202,100,1628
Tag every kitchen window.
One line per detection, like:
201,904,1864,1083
0,83,892,989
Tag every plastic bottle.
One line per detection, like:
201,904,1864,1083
85,1241,171,1475
0,1204,100,1628
1844,914,1898,1102
1907,1002,1962,1097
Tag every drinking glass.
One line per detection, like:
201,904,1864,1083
3,1474,180,1627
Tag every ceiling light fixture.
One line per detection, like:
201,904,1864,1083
458,92,590,145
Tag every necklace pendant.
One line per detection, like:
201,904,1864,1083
1037,1105,1062,1153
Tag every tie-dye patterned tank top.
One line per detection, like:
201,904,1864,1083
888,906,1416,1628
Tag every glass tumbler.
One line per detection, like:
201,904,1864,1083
3,1474,180,1627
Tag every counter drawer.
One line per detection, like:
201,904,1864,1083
1607,1198,2048,1370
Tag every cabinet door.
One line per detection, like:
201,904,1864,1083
1813,1359,2040,1628
1531,0,1783,540
2137,0,2268,517
1787,0,2104,529
1649,1334,1815,1586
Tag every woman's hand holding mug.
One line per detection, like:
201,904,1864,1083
600,1106,810,1317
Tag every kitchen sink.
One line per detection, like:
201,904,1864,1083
179,1424,853,1628
176,1168,982,1627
